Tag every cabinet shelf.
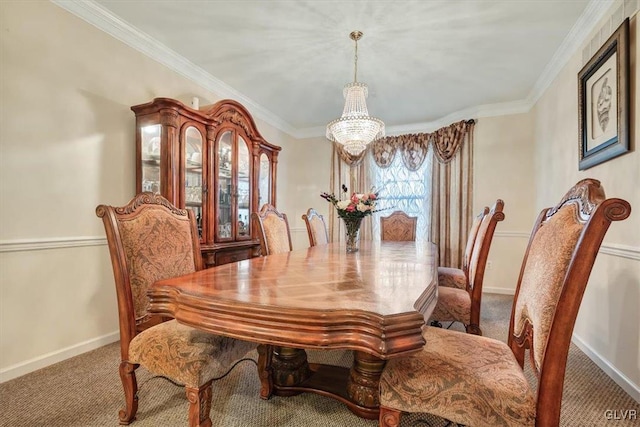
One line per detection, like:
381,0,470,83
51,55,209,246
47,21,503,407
133,97,281,268
142,158,160,166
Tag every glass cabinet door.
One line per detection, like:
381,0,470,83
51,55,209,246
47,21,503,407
258,153,271,208
217,131,233,240
141,124,161,193
237,137,250,238
184,126,203,237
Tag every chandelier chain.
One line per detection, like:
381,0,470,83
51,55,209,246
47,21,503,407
353,36,358,83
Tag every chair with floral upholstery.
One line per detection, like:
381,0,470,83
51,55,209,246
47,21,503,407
379,179,630,427
437,206,489,290
302,208,329,247
380,210,417,241
252,203,293,255
96,192,255,427
429,199,504,335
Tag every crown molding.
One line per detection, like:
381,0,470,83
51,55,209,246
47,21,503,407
295,98,532,138
52,0,613,140
527,0,615,106
294,0,614,138
51,0,297,136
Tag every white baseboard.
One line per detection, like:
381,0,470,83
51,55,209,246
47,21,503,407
483,289,639,403
2,318,639,405
483,287,515,295
571,333,640,403
0,331,119,383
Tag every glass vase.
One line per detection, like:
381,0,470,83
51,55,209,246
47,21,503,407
342,217,363,253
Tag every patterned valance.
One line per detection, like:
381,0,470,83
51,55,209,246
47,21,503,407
333,142,367,167
370,120,475,170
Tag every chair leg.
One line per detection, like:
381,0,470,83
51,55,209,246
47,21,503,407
118,361,139,425
257,344,274,399
186,381,213,427
465,323,482,335
379,406,402,427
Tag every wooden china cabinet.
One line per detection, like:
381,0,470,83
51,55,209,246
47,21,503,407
131,98,280,267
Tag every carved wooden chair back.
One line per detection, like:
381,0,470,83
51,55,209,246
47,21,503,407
507,179,630,425
97,193,203,348
430,200,504,335
252,203,293,255
436,206,489,291
463,206,490,274
97,192,253,426
380,210,417,241
465,199,505,322
302,208,329,247
379,179,631,427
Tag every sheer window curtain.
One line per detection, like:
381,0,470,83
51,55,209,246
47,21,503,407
366,120,475,269
370,149,432,241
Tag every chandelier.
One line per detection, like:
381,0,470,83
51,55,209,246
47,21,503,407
326,31,385,156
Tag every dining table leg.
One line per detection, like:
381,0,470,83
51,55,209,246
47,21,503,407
256,345,384,419
271,346,312,391
346,351,386,409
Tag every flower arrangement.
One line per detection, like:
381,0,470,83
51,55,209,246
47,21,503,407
320,184,379,219
321,185,380,252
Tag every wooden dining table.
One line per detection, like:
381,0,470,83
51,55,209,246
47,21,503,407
148,240,438,419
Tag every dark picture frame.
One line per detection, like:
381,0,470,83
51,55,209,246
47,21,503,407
578,18,630,170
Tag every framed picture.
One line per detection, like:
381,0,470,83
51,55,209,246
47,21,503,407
578,18,630,170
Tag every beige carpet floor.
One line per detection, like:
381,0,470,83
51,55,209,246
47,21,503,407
1,294,638,426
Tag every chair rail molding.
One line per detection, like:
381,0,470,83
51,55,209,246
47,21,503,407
494,231,639,261
1,233,637,260
598,243,640,260
0,236,107,253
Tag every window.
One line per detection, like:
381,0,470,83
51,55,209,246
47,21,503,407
370,152,432,241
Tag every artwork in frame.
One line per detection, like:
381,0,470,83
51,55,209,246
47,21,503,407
578,18,630,171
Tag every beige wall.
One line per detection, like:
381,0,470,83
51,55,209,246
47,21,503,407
1,0,637,399
473,113,536,294
531,9,640,394
0,1,328,378
271,135,332,250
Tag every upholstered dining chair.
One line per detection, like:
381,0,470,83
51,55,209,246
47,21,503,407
379,179,630,427
437,206,489,290
252,203,293,255
96,192,255,427
301,208,329,247
429,199,504,335
380,210,417,241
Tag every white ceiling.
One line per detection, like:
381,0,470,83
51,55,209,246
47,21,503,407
61,0,610,137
